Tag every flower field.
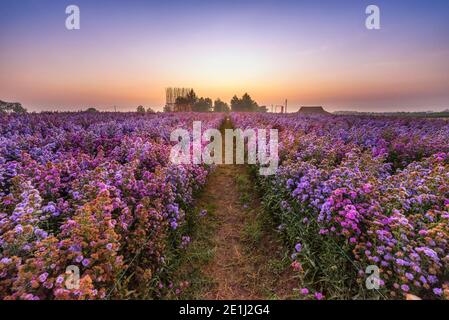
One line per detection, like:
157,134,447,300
232,113,449,299
0,112,223,299
1,111,449,300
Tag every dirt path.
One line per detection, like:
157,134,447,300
180,118,297,300
201,163,252,299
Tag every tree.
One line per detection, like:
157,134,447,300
0,101,27,114
175,96,188,105
11,103,27,114
193,97,212,112
175,89,198,106
241,93,259,112
230,95,241,112
230,93,259,112
85,107,99,113
147,107,156,113
175,89,199,111
214,99,230,112
137,105,146,113
185,89,198,104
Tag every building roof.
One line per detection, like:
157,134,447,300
298,106,330,114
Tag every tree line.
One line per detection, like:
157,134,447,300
162,89,267,113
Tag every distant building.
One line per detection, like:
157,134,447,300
297,106,330,115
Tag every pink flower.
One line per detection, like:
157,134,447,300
362,183,372,194
291,261,302,272
314,292,324,300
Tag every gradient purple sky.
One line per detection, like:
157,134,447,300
1,0,448,112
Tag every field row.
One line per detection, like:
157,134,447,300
232,113,449,299
0,112,223,299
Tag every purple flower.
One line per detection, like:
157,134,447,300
56,276,64,285
416,247,440,262
82,258,90,267
428,275,438,284
38,272,49,283
14,224,24,234
433,288,443,296
405,273,414,281
295,243,302,253
395,259,409,266
69,244,82,253
180,236,191,248
34,228,48,239
43,203,56,214
72,191,80,200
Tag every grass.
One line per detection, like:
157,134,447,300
236,173,251,204
235,170,300,299
177,203,219,299
242,219,263,245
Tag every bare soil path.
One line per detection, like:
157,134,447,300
179,118,297,300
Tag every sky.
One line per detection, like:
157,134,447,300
0,0,448,112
